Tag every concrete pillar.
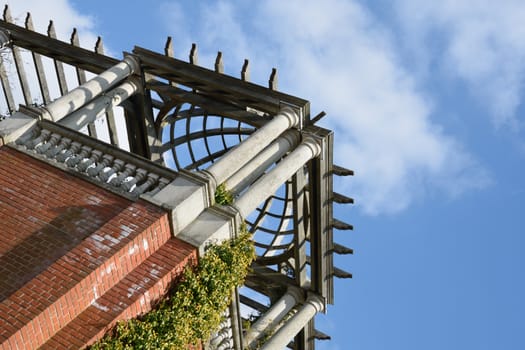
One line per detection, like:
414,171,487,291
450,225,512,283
204,107,299,186
244,287,303,349
260,293,324,350
41,56,139,122
234,137,321,219
59,78,140,130
224,129,300,196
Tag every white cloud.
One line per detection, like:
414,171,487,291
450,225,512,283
159,0,490,215
395,0,525,129
2,0,100,103
2,0,126,147
6,0,96,47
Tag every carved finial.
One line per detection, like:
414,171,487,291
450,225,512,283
165,36,173,57
241,59,250,81
24,12,32,28
215,51,224,73
47,20,56,38
3,5,12,23
95,36,104,54
70,28,79,46
269,68,278,90
189,43,198,64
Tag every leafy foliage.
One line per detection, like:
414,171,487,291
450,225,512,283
90,230,255,350
214,183,234,205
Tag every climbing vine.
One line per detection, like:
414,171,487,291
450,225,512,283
214,183,234,205
90,229,255,350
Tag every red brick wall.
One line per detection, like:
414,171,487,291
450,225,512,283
0,147,197,349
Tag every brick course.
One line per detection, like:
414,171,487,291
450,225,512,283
0,147,197,349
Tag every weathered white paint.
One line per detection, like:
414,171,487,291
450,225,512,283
41,56,139,122
205,107,300,185
260,293,324,350
224,129,300,196
59,78,140,130
234,137,321,219
243,287,303,349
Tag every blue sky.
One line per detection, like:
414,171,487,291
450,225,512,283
6,0,525,349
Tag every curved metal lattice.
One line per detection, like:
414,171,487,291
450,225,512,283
156,103,307,265
246,181,296,259
156,103,255,171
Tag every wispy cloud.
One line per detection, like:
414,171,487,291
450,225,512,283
394,0,525,129
160,0,490,215
6,0,97,47
4,0,125,146
157,0,490,214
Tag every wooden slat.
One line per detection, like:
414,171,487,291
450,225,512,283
70,28,87,84
133,46,310,117
306,126,335,304
4,7,32,105
293,167,309,288
146,81,268,128
239,294,268,314
0,8,15,111
47,21,68,96
25,13,51,104
70,28,100,139
0,19,117,73
0,57,16,112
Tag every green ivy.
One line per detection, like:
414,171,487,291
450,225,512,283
214,183,234,205
90,229,255,350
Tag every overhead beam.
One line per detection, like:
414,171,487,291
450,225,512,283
133,46,310,118
0,19,117,73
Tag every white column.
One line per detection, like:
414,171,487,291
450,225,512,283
224,129,299,196
41,56,139,122
204,107,299,186
59,78,140,131
260,294,324,350
243,287,303,349
234,137,321,219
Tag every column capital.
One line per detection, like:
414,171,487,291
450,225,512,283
305,292,325,313
122,55,141,75
278,106,301,129
302,136,322,158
